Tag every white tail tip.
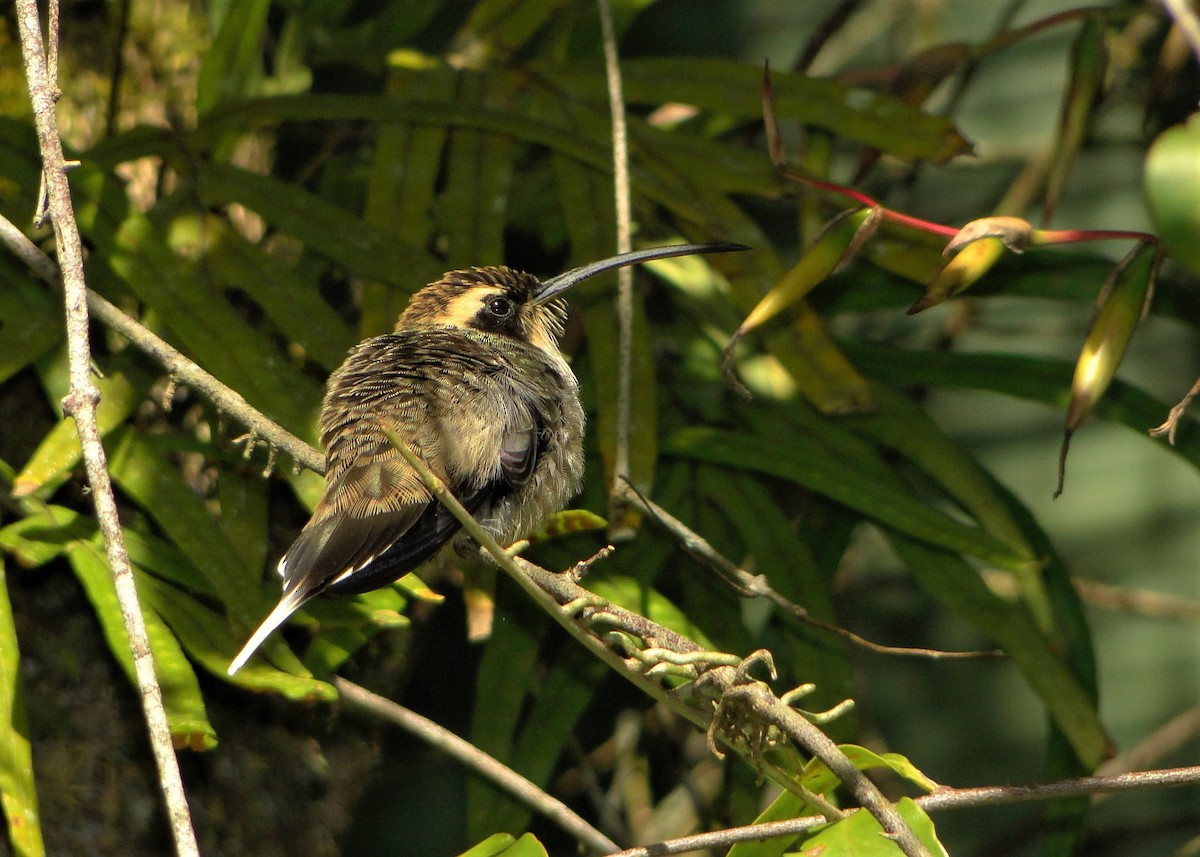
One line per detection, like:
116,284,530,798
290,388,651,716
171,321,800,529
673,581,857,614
227,587,309,676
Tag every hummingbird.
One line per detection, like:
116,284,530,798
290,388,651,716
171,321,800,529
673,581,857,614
228,242,746,675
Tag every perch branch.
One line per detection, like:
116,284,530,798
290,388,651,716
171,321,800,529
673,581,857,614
13,1,199,854
381,426,931,857
334,677,620,855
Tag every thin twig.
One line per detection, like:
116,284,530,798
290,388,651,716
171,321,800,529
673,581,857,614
1095,706,1200,782
0,213,324,476
623,482,1004,661
611,764,1200,856
13,2,199,855
1151,372,1200,445
596,0,637,540
334,677,620,855
921,764,1200,810
983,568,1200,622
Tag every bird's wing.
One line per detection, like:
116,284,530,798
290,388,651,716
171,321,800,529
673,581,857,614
228,331,547,675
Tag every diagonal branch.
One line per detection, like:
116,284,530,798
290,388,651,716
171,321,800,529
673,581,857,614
12,1,199,855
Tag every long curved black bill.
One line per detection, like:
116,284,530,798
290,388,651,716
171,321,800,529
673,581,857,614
533,242,748,304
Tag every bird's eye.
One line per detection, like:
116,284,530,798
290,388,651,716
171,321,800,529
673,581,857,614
488,296,514,318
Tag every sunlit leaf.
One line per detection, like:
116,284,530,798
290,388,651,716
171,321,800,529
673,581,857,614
0,560,44,857
66,539,218,750
590,575,715,649
0,506,91,569
526,508,607,542
789,799,948,857
457,832,548,857
12,358,150,499
800,745,939,796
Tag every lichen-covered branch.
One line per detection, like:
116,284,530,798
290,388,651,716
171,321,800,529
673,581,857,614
12,1,199,854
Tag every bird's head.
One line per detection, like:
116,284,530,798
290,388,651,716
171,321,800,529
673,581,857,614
396,243,748,354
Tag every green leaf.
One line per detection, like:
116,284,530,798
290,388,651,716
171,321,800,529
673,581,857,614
731,747,936,857
789,799,948,857
0,506,92,569
0,256,60,386
844,343,1200,474
104,429,324,680
800,746,938,796
554,58,972,163
845,384,1035,561
457,832,548,857
65,539,217,750
590,575,715,649
455,0,574,59
889,536,1110,767
0,559,45,857
550,154,659,520
106,428,261,621
98,212,323,440
698,469,853,720
13,358,151,499
469,590,604,840
216,468,270,582
360,53,454,336
192,162,443,291
665,427,1027,571
138,572,335,702
438,75,518,268
196,0,270,115
199,220,356,372
844,384,1047,627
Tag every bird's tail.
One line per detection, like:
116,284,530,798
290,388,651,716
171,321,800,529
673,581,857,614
227,585,311,676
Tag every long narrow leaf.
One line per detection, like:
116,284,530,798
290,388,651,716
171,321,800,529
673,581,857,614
66,540,217,750
665,427,1027,570
0,559,44,857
